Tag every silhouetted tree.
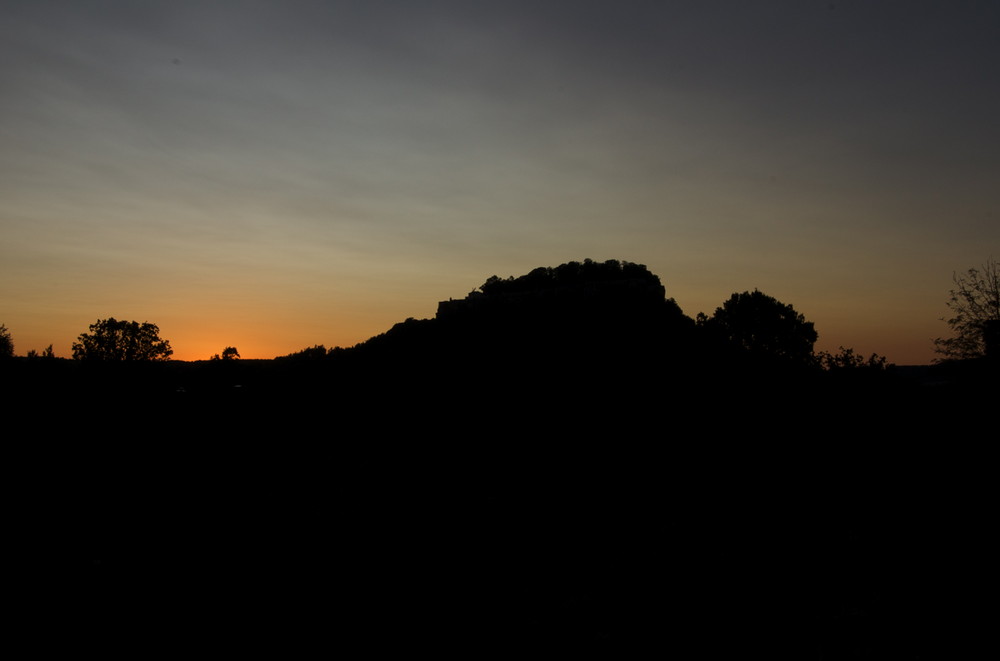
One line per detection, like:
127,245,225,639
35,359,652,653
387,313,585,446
698,290,817,366
211,346,240,361
26,345,56,360
71,318,173,361
816,346,890,371
934,257,1000,361
0,324,12,359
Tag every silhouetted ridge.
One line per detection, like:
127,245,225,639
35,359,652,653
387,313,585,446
354,259,691,351
476,258,662,297
340,259,698,408
437,259,669,321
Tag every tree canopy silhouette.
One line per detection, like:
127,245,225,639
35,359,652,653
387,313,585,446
0,324,12,359
934,257,1000,361
698,290,817,366
26,345,56,360
211,346,240,361
72,318,173,361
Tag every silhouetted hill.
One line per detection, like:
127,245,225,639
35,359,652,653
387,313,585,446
336,259,697,404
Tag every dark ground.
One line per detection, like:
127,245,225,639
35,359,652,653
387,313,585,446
7,358,995,657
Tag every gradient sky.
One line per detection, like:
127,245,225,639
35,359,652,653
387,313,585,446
2,0,998,363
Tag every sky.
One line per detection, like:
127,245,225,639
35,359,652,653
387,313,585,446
2,0,998,363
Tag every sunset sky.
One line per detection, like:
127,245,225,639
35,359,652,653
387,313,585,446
2,1,997,363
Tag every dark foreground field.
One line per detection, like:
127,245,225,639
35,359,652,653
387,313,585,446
8,358,995,657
